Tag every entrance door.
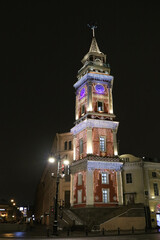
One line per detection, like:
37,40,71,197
65,191,70,208
126,193,135,204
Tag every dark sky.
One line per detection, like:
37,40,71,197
1,1,160,206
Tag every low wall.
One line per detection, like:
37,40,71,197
100,216,145,231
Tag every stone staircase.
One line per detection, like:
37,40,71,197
61,209,84,230
70,204,145,229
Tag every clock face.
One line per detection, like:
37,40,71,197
80,88,85,98
95,84,105,94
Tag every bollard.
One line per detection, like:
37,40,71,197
102,228,105,236
132,226,134,234
86,229,88,236
118,227,120,235
67,229,70,236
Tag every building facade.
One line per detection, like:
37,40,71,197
120,154,160,228
34,132,73,224
70,32,123,208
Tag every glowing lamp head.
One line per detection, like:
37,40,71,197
11,199,14,203
63,160,69,165
48,157,55,163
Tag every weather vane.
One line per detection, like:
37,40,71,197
87,23,97,37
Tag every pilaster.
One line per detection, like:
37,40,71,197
87,127,93,154
117,171,123,205
87,82,92,112
70,174,74,206
86,170,94,206
109,87,113,114
73,136,76,161
113,129,118,156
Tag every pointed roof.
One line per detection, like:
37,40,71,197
89,37,101,53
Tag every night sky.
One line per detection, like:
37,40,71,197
1,1,160,206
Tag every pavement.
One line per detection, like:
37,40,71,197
0,224,160,239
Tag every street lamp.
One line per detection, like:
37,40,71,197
48,154,69,235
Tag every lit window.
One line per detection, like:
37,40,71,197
81,104,85,116
102,189,109,203
97,101,104,111
64,141,67,150
154,183,159,196
78,173,83,185
101,172,109,184
152,172,157,178
100,136,106,152
126,173,132,183
69,141,72,150
79,138,83,154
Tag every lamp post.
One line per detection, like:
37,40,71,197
48,154,69,235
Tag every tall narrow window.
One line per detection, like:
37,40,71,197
78,190,82,203
100,137,106,152
154,183,159,196
81,104,85,116
101,172,109,184
102,189,109,203
69,141,72,150
126,173,132,183
78,173,83,186
64,141,67,150
97,101,104,112
79,138,83,154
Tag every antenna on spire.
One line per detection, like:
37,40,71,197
87,23,97,37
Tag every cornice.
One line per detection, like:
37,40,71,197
74,72,113,90
70,156,123,174
71,119,119,135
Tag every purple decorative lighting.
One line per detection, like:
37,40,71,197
95,84,105,93
80,87,85,98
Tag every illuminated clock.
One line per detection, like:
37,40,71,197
95,84,105,93
80,88,85,98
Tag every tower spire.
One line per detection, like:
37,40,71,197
87,23,97,37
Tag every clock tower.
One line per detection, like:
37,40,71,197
70,28,123,208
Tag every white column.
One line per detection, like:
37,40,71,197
87,83,92,112
113,129,118,156
70,174,74,206
116,171,123,205
109,87,113,114
86,170,94,206
73,136,76,161
87,128,93,154
75,95,78,120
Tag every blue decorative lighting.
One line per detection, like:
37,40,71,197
74,73,113,90
95,84,105,93
80,87,85,98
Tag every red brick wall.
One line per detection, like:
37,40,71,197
94,169,118,205
73,171,86,207
75,129,87,160
92,128,114,156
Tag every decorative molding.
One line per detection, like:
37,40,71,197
123,161,143,170
70,156,123,174
88,161,123,171
71,119,119,135
74,73,113,90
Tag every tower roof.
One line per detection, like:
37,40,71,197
89,37,101,53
